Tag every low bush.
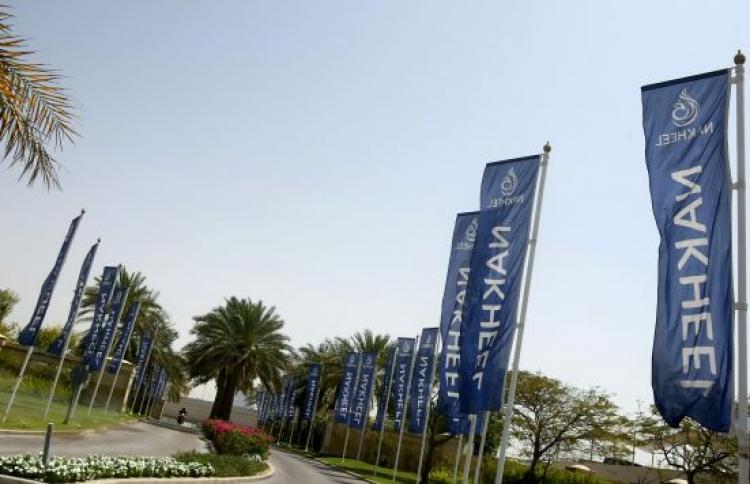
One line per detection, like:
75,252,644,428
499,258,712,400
202,419,272,458
431,457,608,484
174,451,268,477
0,454,213,483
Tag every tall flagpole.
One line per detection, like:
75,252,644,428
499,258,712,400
3,210,84,423
44,239,100,421
452,433,464,484
472,411,490,484
277,378,291,445
392,335,419,483
373,348,398,476
416,334,441,483
356,361,378,461
305,368,323,452
342,354,363,462
495,143,551,484
288,408,298,447
129,328,158,415
734,50,749,484
104,302,140,414
87,287,130,416
462,414,477,484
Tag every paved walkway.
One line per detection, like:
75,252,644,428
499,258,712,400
266,450,363,484
0,421,206,457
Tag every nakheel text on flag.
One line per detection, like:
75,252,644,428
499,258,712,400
642,69,733,432
460,156,539,413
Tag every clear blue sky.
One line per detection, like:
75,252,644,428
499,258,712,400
1,1,748,411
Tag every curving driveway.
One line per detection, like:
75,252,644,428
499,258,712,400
266,449,363,484
0,421,206,457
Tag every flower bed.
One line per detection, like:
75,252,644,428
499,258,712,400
201,420,272,458
0,455,213,483
174,452,268,478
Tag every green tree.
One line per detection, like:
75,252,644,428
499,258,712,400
637,408,736,484
0,288,19,336
508,371,623,483
184,297,294,420
0,7,76,189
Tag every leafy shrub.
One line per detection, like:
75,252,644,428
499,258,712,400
201,419,272,458
174,451,267,477
0,454,213,483
431,457,607,484
215,429,270,458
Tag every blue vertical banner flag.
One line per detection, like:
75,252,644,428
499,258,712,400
155,369,168,400
272,393,280,419
392,338,415,432
303,364,321,421
437,212,478,433
255,391,263,421
108,302,141,374
278,377,289,419
460,156,540,413
88,286,129,371
642,69,733,432
286,377,295,418
18,212,83,346
48,241,99,355
335,352,361,424
372,347,396,431
350,352,377,430
82,266,120,363
134,332,153,387
409,328,439,433
150,364,161,396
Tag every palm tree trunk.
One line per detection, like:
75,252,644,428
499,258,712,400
210,369,228,419
218,371,239,421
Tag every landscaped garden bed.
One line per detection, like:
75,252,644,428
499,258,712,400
0,455,213,482
174,452,268,478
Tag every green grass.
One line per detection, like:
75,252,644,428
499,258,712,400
174,452,269,478
318,456,418,484
0,375,130,431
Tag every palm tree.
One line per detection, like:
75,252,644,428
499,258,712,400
297,330,391,416
184,297,294,420
0,7,76,189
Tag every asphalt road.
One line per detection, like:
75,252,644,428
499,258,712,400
267,450,363,484
0,421,206,457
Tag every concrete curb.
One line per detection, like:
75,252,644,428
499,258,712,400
0,462,273,483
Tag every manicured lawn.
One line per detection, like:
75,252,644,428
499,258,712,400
174,452,269,478
0,382,129,431
318,456,418,484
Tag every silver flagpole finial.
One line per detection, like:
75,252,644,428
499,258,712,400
736,50,746,66
543,142,551,153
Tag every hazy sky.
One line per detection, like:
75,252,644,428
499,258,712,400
1,1,748,412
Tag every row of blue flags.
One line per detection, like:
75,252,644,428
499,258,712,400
262,66,737,440
13,212,159,419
